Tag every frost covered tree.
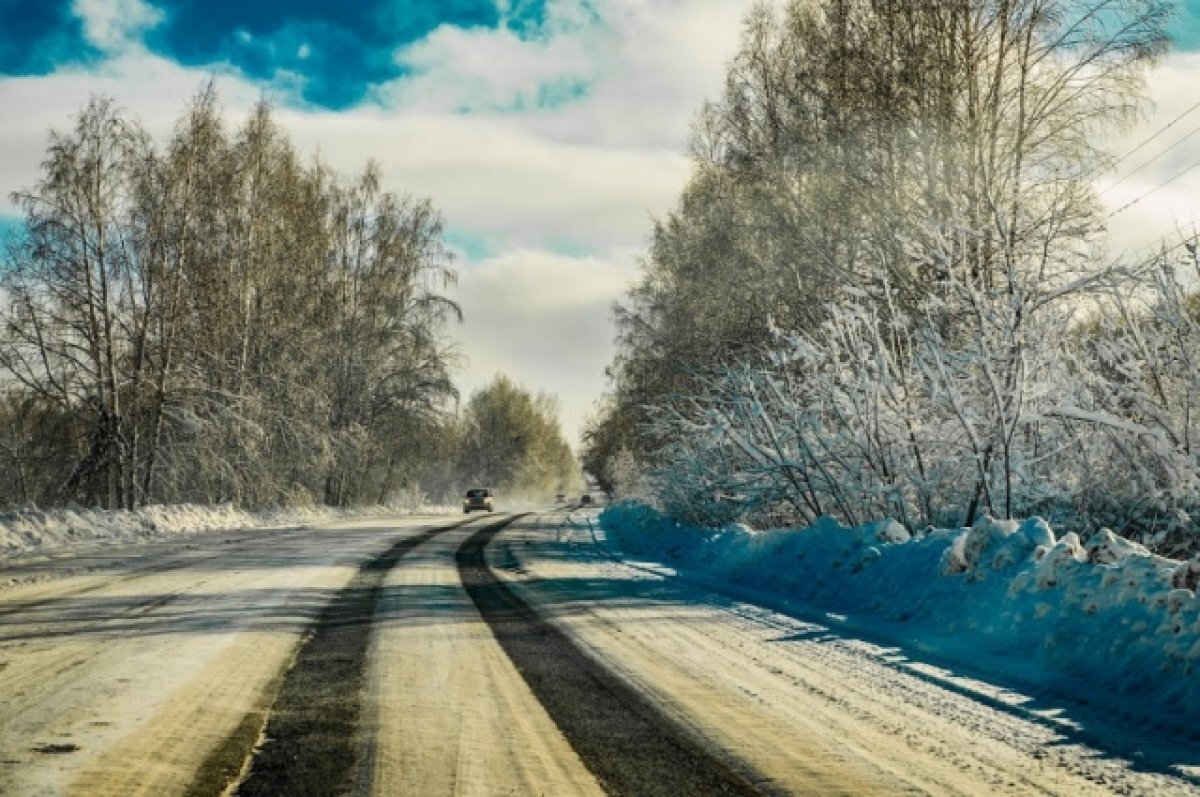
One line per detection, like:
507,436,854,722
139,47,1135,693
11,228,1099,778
455,375,579,502
2,97,150,508
588,0,1176,541
1062,242,1200,553
318,161,459,506
0,87,460,510
588,0,1169,489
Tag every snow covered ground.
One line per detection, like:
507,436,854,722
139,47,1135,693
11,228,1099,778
3,503,1196,793
598,502,1200,723
497,511,1200,792
0,515,455,796
0,502,452,562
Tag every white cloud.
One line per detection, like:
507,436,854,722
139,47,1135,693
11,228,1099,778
377,0,757,151
525,0,756,149
0,54,260,212
279,107,689,252
72,0,163,53
386,24,598,113
449,248,640,444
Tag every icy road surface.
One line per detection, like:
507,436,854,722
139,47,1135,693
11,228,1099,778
0,511,1196,795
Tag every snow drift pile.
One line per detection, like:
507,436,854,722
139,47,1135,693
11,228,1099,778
0,502,444,558
0,503,260,554
600,502,1200,715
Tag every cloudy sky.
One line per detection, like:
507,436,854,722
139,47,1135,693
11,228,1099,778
2,0,1200,445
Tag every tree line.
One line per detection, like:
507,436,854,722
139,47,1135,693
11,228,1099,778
424,374,581,504
0,85,577,511
584,0,1200,556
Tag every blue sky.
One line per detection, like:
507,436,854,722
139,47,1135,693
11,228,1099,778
0,0,584,109
3,0,1200,443
1176,2,1200,49
4,0,1198,104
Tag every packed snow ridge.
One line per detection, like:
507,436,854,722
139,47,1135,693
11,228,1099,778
600,502,1200,717
0,502,447,560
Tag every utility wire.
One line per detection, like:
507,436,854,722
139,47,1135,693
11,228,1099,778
1100,98,1200,178
1107,159,1200,217
1101,120,1200,195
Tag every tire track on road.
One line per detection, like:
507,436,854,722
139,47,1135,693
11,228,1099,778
226,516,476,797
457,515,769,797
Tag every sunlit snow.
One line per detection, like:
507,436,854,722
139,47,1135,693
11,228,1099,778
600,503,1200,717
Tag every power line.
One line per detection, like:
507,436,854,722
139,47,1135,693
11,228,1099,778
1107,158,1200,218
1101,98,1200,178
1101,119,1200,195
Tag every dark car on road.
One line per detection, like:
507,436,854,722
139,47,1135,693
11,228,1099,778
463,488,494,513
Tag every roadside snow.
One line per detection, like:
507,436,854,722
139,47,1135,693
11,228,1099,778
0,502,452,559
599,502,1200,718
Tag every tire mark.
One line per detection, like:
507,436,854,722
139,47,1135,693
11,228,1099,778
0,529,313,621
229,516,476,797
183,662,289,797
457,515,769,797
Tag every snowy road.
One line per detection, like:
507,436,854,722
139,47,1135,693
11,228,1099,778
0,511,1196,795
362,520,601,795
489,513,1200,797
0,516,445,795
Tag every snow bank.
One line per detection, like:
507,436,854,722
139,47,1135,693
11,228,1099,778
600,502,1200,716
0,502,449,559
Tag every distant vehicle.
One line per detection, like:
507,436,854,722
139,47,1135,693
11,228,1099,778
463,488,494,514
555,493,566,504
579,494,594,506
